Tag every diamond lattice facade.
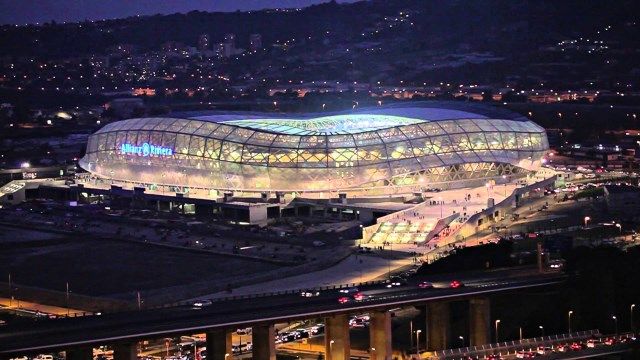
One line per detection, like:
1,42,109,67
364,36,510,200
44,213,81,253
79,102,549,195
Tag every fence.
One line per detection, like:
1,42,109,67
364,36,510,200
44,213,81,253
427,329,600,359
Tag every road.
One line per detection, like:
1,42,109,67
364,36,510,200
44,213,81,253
0,297,85,317
0,270,565,357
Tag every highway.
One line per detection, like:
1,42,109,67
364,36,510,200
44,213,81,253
0,270,565,356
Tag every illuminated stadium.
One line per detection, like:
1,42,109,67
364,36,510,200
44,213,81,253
79,102,549,196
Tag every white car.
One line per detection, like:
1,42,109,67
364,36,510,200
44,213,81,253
300,290,320,297
192,299,213,308
339,287,359,294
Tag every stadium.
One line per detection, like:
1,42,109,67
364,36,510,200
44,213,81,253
79,102,549,196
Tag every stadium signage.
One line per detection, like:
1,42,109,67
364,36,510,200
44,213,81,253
121,143,173,157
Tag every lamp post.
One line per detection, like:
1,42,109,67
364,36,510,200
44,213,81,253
568,310,574,333
631,304,636,333
584,216,591,228
387,242,393,279
458,336,464,348
538,325,544,337
66,281,70,316
415,329,422,356
409,321,413,352
612,315,618,335
495,319,501,342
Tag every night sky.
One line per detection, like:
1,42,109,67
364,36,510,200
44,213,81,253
0,0,359,25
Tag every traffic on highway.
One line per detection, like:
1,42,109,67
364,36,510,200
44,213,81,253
0,270,564,357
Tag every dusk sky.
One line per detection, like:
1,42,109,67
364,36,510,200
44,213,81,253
0,0,359,25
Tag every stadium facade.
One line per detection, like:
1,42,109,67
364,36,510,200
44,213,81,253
79,102,549,196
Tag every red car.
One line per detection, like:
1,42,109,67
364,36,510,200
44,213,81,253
338,296,350,304
353,292,368,301
515,351,536,358
570,342,584,351
604,337,617,345
418,281,434,289
449,280,464,288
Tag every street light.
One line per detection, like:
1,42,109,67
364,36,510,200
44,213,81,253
415,329,422,355
615,223,622,234
495,319,501,342
584,216,591,228
538,325,544,337
458,336,464,347
612,315,618,334
409,320,413,351
568,310,574,333
66,282,70,316
631,304,636,333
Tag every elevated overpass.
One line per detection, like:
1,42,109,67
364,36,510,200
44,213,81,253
0,271,565,360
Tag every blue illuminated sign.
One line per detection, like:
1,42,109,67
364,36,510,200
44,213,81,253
121,143,173,157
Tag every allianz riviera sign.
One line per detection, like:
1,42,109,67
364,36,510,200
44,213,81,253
120,143,173,157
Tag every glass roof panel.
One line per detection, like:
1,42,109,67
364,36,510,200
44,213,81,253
222,114,425,135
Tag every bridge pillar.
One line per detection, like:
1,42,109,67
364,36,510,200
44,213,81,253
325,314,350,360
369,311,392,360
206,329,233,360
252,324,276,360
427,301,450,351
469,298,491,346
65,347,93,360
113,343,137,360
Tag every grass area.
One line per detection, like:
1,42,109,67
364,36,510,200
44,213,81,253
572,187,604,200
0,226,283,297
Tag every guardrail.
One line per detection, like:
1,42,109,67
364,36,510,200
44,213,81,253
427,329,600,359
158,279,391,309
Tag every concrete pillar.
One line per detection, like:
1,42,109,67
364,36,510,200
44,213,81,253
253,324,276,360
427,301,450,351
66,347,93,360
325,314,350,360
469,298,491,346
369,311,392,360
113,343,137,360
206,329,233,360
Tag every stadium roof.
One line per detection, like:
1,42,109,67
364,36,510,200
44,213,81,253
170,101,529,136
